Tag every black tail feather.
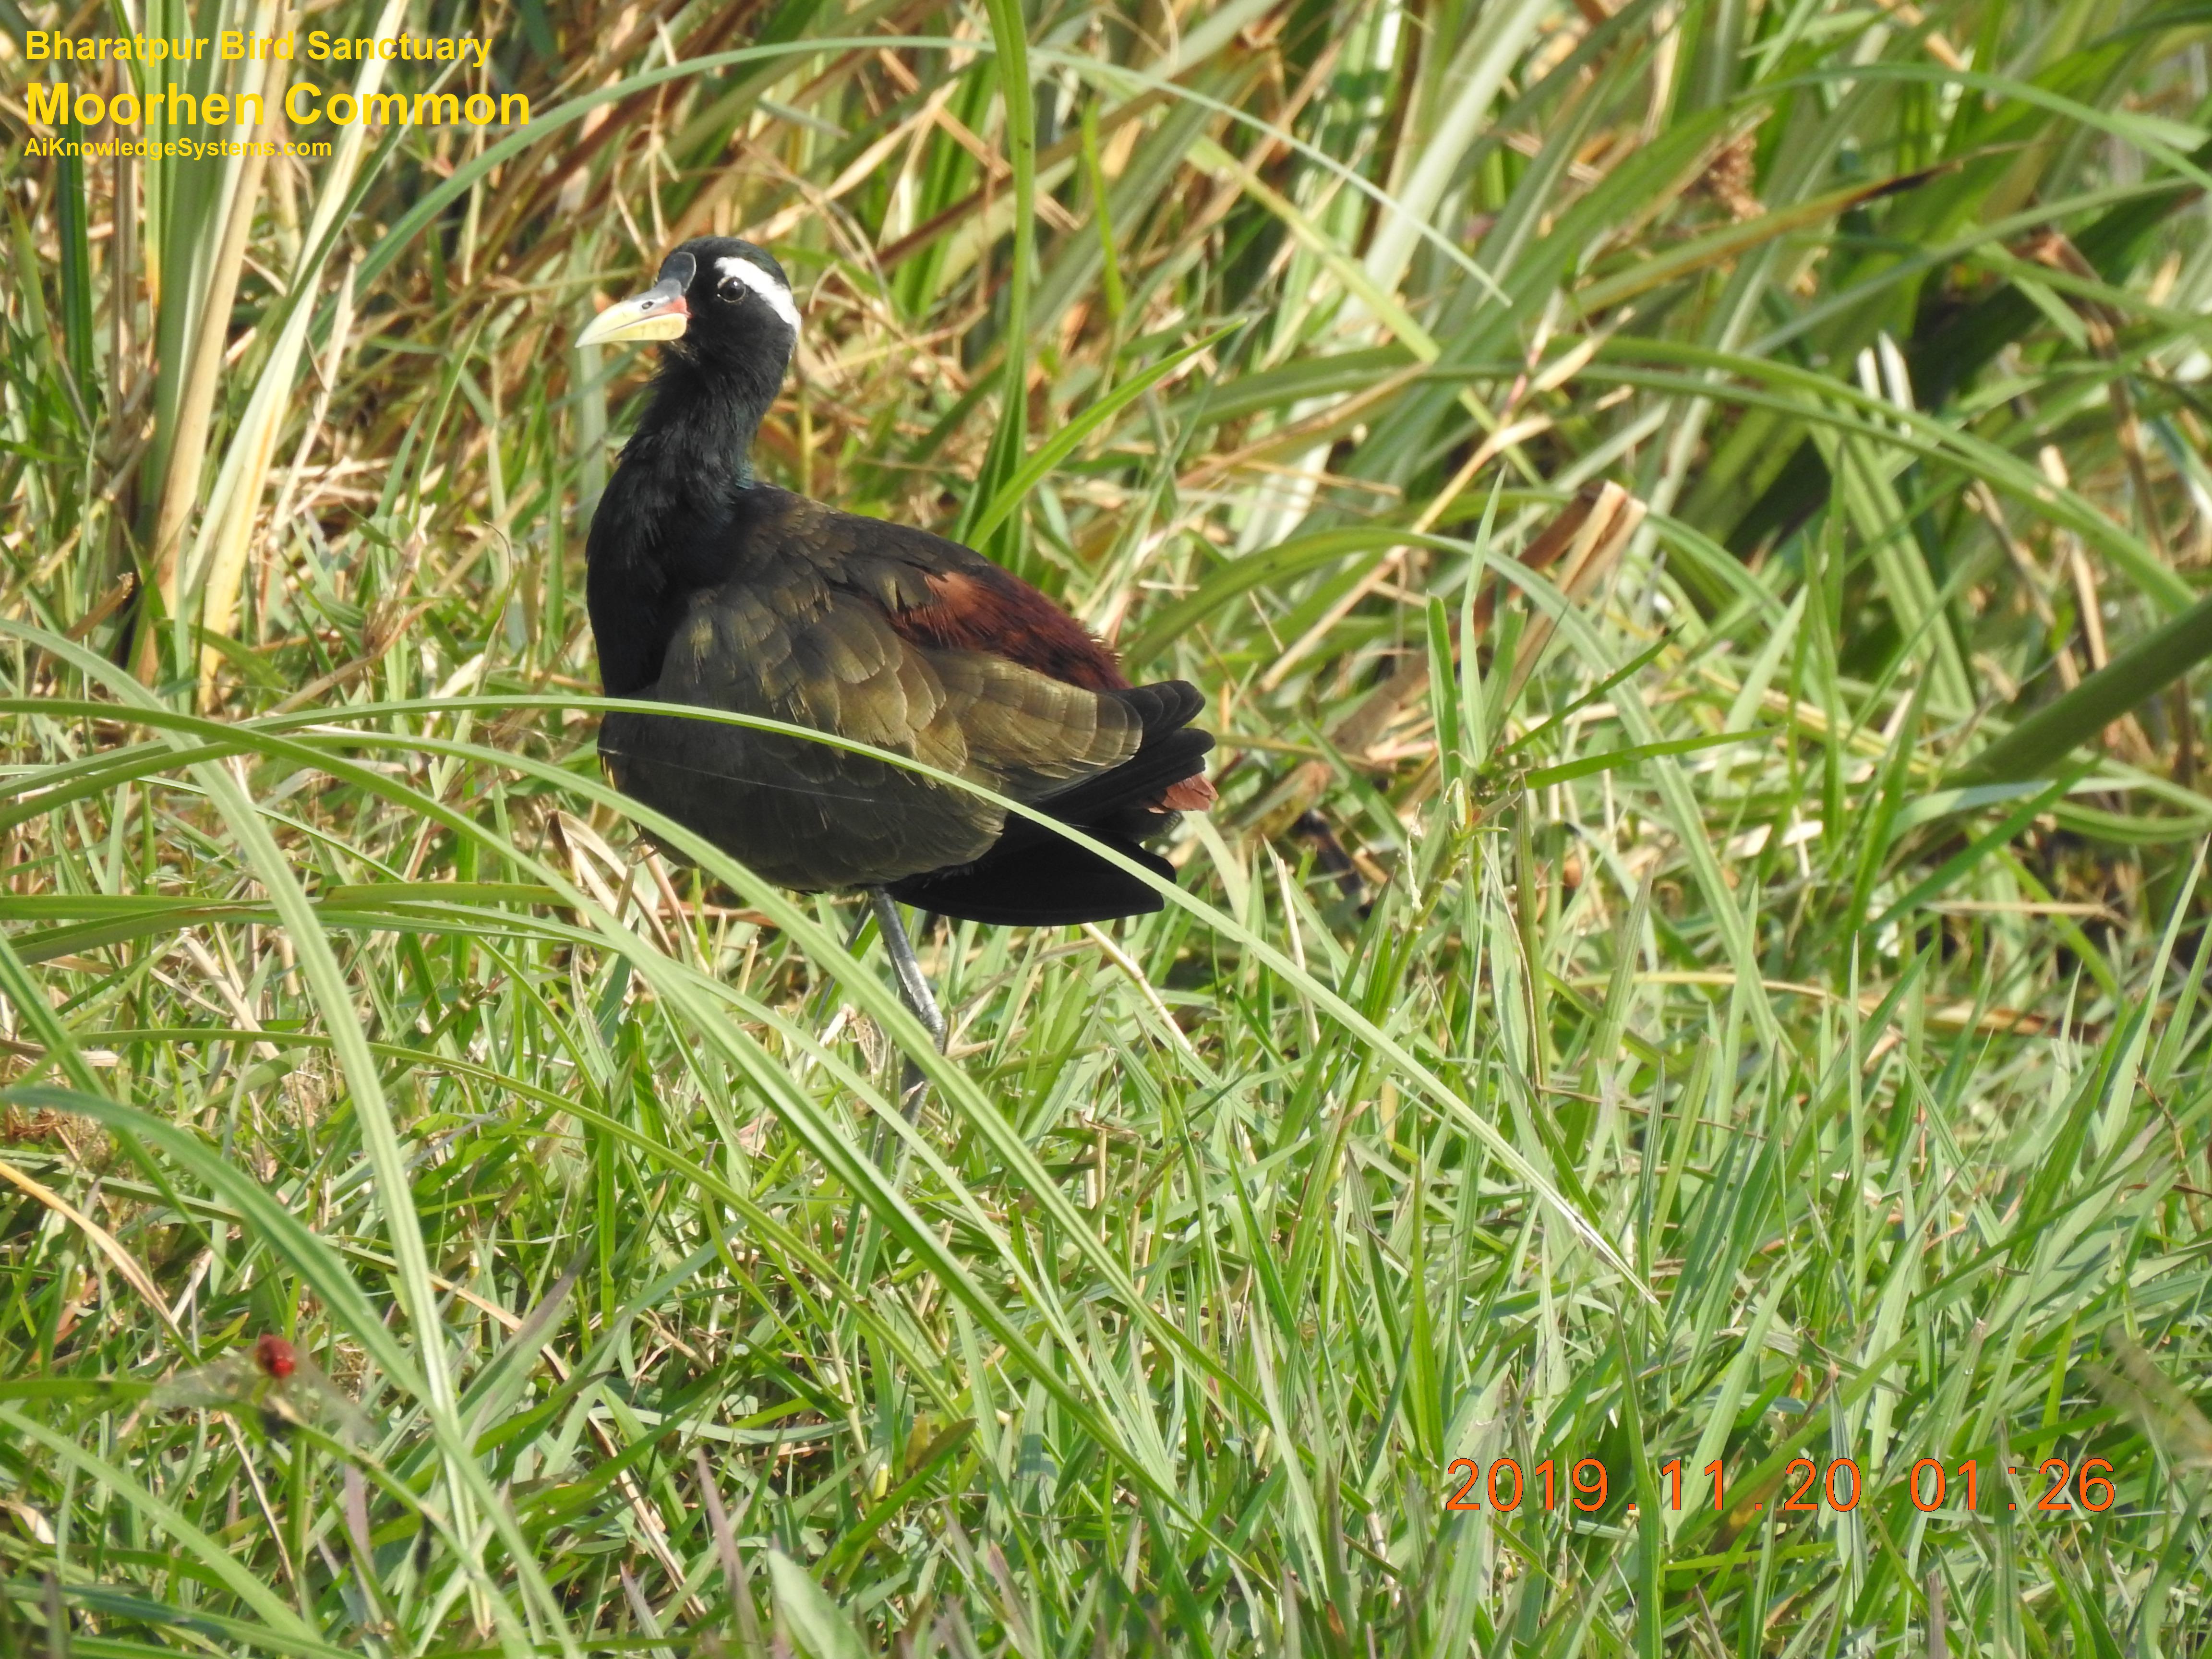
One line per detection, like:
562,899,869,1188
1034,726,1213,826
889,678,1209,925
1110,679,1205,735
887,832,1171,925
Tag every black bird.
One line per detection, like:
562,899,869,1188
575,239,1214,1046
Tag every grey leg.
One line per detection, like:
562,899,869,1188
867,889,945,1118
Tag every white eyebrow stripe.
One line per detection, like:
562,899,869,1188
716,255,800,331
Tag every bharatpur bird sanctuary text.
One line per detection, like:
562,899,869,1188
21,28,529,139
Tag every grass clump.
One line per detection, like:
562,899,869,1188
5,0,2212,1652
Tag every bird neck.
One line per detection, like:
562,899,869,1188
585,349,789,696
634,351,784,491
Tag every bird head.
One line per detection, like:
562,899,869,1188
576,237,799,375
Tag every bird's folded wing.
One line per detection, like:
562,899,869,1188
645,575,1143,806
760,490,1132,693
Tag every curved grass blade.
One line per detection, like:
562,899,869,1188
1953,587,2212,784
0,1404,332,1651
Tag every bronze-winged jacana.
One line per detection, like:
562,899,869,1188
575,238,1215,1051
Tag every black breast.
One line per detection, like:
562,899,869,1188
587,457,782,697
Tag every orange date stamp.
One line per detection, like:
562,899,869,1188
1443,1457,1612,1512
1444,1455,2122,1515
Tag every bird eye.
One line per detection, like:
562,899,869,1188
717,275,748,303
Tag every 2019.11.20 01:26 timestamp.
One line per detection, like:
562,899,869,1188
1444,1456,2121,1515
